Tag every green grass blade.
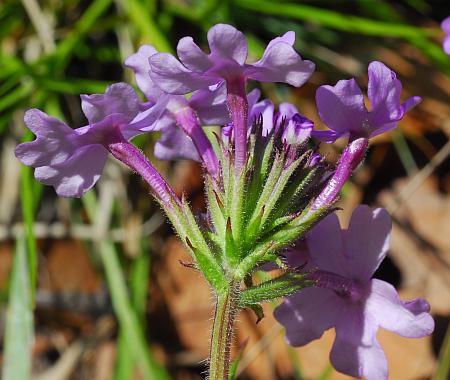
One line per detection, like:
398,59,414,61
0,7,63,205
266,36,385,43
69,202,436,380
20,130,39,304
114,240,151,380
99,240,170,380
121,0,172,52
130,240,151,325
433,323,450,380
82,192,170,380
316,364,333,380
392,129,418,176
233,0,438,39
54,0,113,71
1,237,34,380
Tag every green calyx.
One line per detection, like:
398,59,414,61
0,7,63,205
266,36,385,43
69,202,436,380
163,123,334,300
239,272,314,308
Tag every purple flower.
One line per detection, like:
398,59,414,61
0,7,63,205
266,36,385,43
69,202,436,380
441,17,450,55
148,24,315,94
125,45,231,174
274,205,434,380
148,24,315,170
15,83,166,198
313,61,421,143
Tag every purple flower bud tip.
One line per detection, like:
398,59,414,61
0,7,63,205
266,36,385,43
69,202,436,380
282,114,313,146
441,17,450,55
308,152,323,167
274,205,434,380
313,61,421,143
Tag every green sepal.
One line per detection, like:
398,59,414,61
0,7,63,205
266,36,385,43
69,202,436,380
234,205,335,280
270,163,324,221
258,155,304,229
246,151,284,236
234,241,276,280
248,304,265,324
239,272,314,307
225,217,239,269
205,177,226,246
163,198,227,293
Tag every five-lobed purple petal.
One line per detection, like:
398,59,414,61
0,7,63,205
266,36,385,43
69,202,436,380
313,61,421,142
148,24,315,95
125,44,230,162
15,83,160,197
274,205,434,380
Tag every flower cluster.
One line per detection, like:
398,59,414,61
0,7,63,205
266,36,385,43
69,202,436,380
15,23,432,379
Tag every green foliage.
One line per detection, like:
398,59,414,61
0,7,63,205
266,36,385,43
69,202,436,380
239,272,313,308
1,238,34,380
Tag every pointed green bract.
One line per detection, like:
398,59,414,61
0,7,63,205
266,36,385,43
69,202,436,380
239,272,314,307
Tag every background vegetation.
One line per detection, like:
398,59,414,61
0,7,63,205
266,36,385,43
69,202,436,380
0,0,449,379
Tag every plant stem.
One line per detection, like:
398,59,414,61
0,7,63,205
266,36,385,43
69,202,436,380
209,284,239,380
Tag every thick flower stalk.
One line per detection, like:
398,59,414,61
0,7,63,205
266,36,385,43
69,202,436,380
14,23,433,380
274,206,434,380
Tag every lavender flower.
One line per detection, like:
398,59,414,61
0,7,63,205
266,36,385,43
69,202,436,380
125,45,231,175
148,24,314,94
310,61,422,210
313,61,421,143
441,17,450,55
15,83,175,203
148,24,315,170
274,205,434,380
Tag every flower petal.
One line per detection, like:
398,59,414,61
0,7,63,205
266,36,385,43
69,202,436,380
330,307,385,379
311,129,341,143
343,206,391,281
274,287,343,346
265,31,295,51
441,16,450,33
367,279,434,338
247,41,315,87
34,144,108,197
207,24,248,65
250,99,274,135
307,213,348,277
81,83,140,124
15,109,77,167
315,78,367,140
189,85,229,126
247,88,261,111
367,61,404,127
278,102,299,120
154,116,200,161
124,45,163,101
126,94,171,136
177,37,212,72
444,35,450,55
149,53,218,94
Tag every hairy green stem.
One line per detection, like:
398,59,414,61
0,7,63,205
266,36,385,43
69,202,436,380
209,285,239,380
